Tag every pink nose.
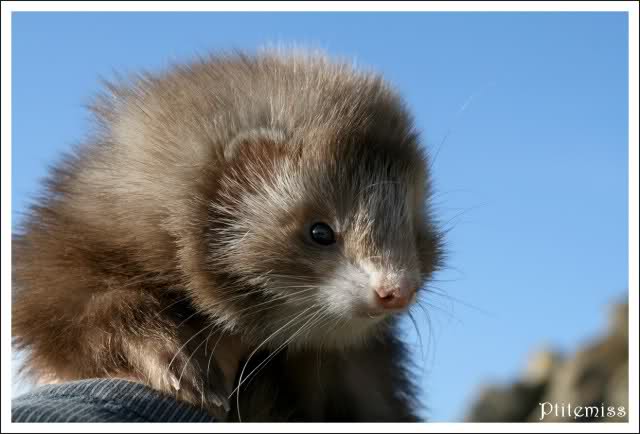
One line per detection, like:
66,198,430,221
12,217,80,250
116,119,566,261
374,285,416,310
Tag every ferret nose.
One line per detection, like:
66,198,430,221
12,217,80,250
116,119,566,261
374,283,416,310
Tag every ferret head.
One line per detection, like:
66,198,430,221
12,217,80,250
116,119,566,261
98,54,443,350
175,56,444,350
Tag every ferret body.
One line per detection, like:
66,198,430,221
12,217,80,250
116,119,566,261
12,52,443,421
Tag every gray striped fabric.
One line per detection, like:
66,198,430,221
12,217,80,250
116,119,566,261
12,378,217,423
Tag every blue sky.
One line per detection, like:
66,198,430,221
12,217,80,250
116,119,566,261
11,12,629,421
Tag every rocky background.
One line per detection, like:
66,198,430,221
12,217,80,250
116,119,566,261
464,301,629,422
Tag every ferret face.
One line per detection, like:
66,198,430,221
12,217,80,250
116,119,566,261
203,130,441,350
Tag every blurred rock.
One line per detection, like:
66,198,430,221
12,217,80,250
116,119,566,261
464,381,547,422
522,348,561,386
465,301,629,422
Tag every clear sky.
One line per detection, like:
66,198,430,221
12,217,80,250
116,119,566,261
11,12,629,421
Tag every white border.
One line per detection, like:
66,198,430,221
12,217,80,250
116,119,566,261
1,1,638,433
628,0,639,432
0,1,637,12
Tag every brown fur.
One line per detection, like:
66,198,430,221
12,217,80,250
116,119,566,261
12,52,443,421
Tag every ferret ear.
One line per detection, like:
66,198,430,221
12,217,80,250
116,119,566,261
224,128,288,161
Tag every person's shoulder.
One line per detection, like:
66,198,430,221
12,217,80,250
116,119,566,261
12,378,217,423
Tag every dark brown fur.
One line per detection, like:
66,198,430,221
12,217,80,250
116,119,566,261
12,52,443,421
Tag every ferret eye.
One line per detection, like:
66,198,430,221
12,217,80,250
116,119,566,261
310,223,336,246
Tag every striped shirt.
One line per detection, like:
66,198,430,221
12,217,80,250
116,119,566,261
12,378,217,423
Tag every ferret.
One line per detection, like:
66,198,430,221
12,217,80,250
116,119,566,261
12,51,444,422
